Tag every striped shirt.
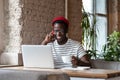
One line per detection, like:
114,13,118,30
48,39,87,68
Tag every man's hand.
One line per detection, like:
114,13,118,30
41,32,55,45
71,54,91,67
71,56,78,67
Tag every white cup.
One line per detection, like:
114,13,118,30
62,55,71,63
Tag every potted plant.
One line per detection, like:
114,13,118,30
81,7,97,59
92,31,120,70
102,31,120,61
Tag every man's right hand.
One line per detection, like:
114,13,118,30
41,32,55,45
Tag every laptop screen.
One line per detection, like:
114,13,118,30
21,45,55,68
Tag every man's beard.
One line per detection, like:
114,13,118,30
56,36,67,44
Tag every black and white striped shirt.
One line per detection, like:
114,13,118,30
48,39,87,68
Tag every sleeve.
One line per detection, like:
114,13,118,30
77,44,87,58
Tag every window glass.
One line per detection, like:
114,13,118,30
82,0,93,13
96,16,107,54
96,0,107,14
83,0,107,56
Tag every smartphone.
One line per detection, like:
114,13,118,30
51,30,56,41
51,30,54,35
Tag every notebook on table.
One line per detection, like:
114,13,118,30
21,45,55,69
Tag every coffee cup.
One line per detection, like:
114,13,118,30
62,55,71,63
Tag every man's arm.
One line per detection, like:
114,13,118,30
78,54,91,67
71,54,91,67
41,36,49,45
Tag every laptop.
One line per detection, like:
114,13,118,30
21,45,55,69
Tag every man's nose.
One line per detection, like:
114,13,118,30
56,31,61,36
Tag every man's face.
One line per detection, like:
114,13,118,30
53,23,66,42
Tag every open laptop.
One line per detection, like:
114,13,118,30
21,45,55,69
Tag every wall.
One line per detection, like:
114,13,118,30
117,0,120,31
21,0,65,44
108,0,118,34
0,0,22,65
21,0,82,45
108,0,120,34
0,0,5,53
68,0,82,41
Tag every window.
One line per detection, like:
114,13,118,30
83,0,107,56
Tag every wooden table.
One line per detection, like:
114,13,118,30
0,65,19,68
1,66,120,80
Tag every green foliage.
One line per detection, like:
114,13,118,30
86,49,97,59
102,31,120,61
81,8,97,59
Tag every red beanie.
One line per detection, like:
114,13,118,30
52,16,69,26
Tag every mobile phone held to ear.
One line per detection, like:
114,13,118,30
51,30,54,35
51,30,56,41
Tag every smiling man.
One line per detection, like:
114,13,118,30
41,16,91,68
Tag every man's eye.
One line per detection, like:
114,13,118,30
54,30,64,33
54,30,59,32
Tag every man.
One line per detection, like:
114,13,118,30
42,16,91,68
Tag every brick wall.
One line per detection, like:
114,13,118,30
108,0,120,34
68,0,82,41
117,0,120,32
108,0,118,34
21,0,82,45
21,0,65,44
